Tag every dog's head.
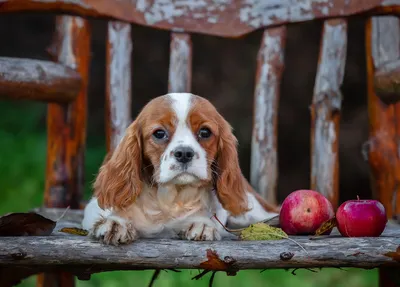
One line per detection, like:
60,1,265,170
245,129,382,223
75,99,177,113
94,93,248,215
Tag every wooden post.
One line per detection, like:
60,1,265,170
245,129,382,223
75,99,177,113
250,27,287,205
168,32,192,93
310,19,347,209
39,15,91,287
366,16,400,287
106,21,132,152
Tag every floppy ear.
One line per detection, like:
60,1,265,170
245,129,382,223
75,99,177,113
94,121,142,211
214,117,249,216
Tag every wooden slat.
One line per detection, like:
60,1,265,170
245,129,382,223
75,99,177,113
366,16,400,287
106,21,132,152
250,27,286,205
0,57,81,103
40,15,91,287
168,32,192,93
0,223,399,272
366,16,400,221
1,0,400,38
310,19,347,209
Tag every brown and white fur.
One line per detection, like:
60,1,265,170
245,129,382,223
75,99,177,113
82,93,279,245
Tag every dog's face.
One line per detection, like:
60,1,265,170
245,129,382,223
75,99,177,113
144,93,219,185
94,93,248,215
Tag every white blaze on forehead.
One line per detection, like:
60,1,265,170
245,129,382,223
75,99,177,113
158,93,208,184
167,92,193,122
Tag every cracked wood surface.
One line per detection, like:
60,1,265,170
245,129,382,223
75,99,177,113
4,208,397,272
1,1,400,37
310,19,347,209
105,21,132,152
251,27,286,205
0,57,81,103
168,32,192,93
366,16,400,220
0,223,398,270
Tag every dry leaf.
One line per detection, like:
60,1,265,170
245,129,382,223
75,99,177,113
59,227,88,236
199,249,236,272
0,212,56,236
240,223,288,241
212,214,307,253
314,217,337,236
384,245,400,262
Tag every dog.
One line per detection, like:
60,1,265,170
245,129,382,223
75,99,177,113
82,93,279,245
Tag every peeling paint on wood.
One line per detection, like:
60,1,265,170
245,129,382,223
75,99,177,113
42,15,90,286
251,27,286,205
0,0,399,38
106,21,132,152
310,19,347,209
366,16,400,220
168,32,192,93
45,15,90,209
0,57,81,103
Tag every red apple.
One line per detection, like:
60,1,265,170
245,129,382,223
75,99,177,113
336,197,387,237
279,189,335,235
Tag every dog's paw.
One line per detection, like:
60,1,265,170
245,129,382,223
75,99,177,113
90,216,137,246
185,221,221,241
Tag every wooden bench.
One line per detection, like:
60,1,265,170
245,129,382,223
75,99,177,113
0,1,400,286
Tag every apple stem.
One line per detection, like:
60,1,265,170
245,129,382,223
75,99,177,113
357,195,360,200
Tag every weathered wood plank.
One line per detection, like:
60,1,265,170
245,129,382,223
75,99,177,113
45,15,91,208
106,21,132,152
168,32,192,93
366,16,400,220
42,15,91,287
0,224,398,271
251,27,286,205
366,16,400,287
1,0,400,38
310,19,347,209
0,57,81,103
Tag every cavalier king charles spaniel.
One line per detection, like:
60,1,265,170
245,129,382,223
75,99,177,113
82,93,279,245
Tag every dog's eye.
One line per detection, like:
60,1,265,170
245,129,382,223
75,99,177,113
198,127,212,139
152,129,168,140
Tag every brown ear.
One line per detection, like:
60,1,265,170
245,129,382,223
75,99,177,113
214,118,249,216
94,121,142,211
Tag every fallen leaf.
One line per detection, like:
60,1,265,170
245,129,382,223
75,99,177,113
199,249,236,272
59,227,88,236
213,215,307,253
314,217,337,236
240,223,288,240
0,212,56,236
384,245,400,262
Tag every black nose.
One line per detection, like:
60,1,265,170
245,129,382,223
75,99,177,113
174,146,195,164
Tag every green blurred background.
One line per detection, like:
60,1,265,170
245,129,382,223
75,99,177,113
0,12,380,287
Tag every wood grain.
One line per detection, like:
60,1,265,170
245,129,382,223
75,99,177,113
105,21,132,152
374,59,400,104
0,57,81,103
251,27,286,205
168,32,192,93
366,16,400,220
1,0,400,38
41,15,91,287
0,224,398,271
310,19,347,209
